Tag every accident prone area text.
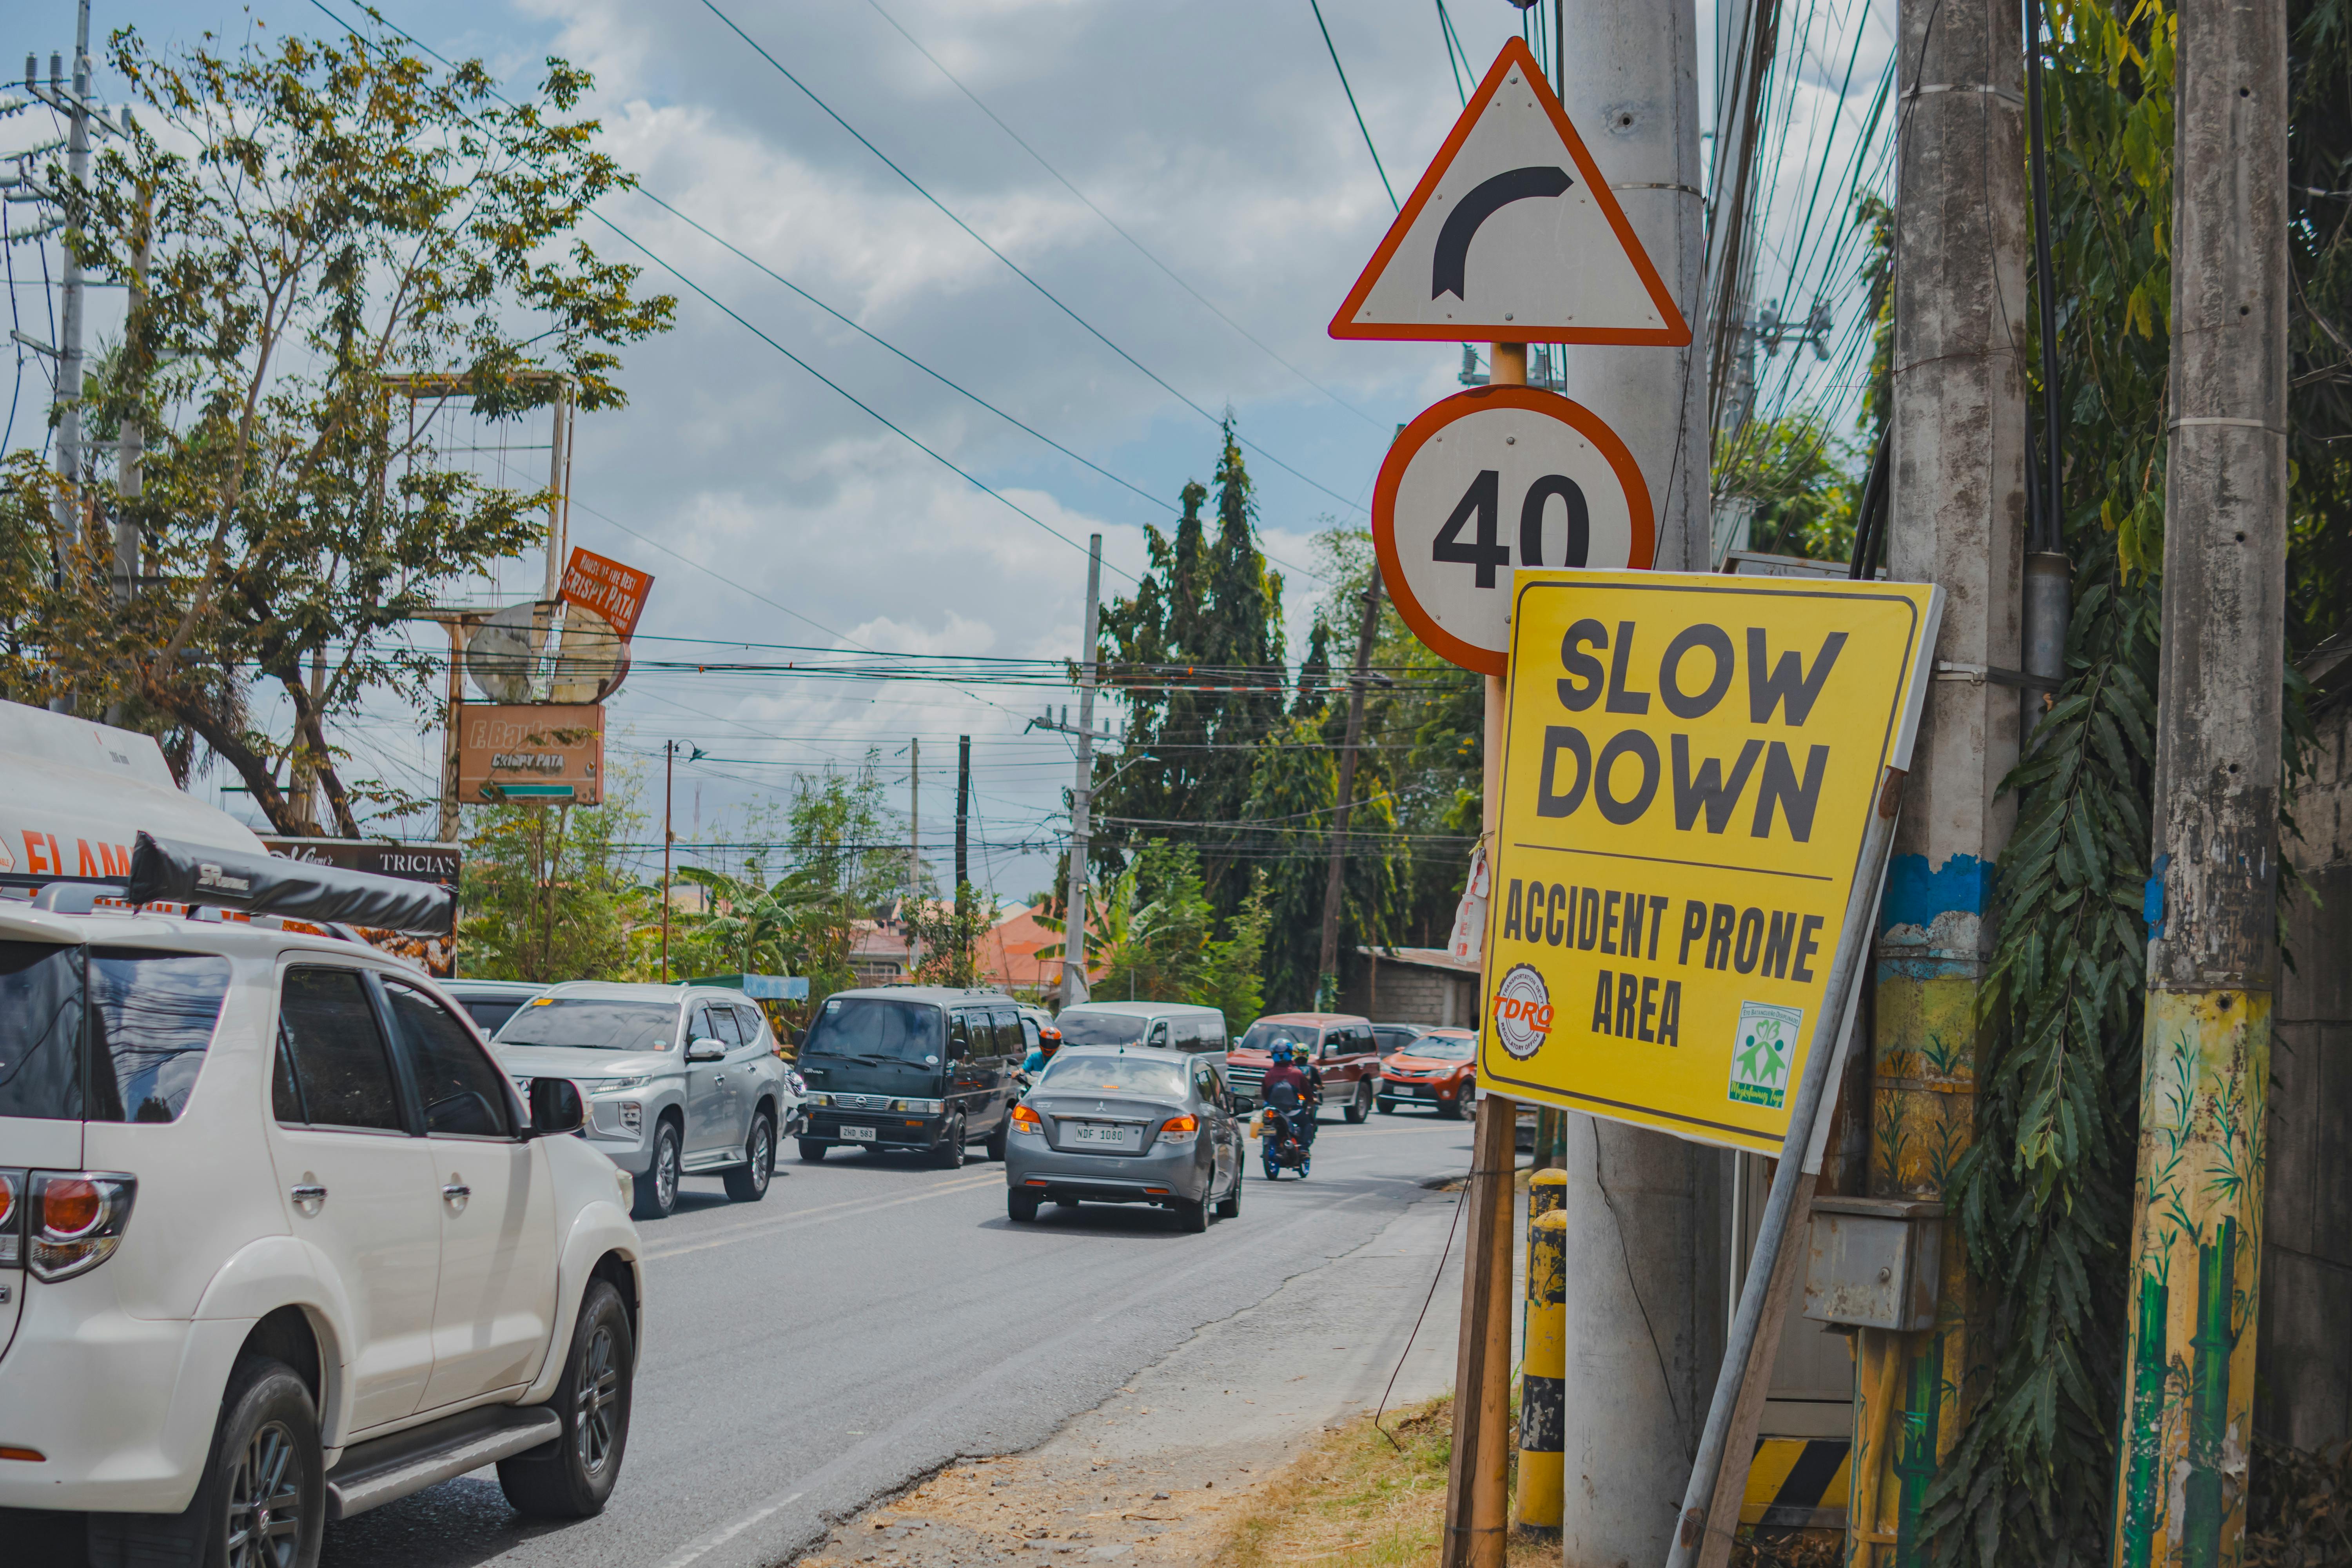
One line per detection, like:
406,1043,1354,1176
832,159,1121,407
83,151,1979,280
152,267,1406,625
1499,883,1824,1044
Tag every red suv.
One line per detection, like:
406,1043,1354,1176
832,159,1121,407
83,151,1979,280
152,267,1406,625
1376,1027,1479,1118
1227,1013,1381,1122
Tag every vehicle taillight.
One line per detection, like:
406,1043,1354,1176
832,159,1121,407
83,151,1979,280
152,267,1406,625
1159,1114,1200,1145
27,1172,136,1282
1010,1105,1045,1134
0,1170,23,1269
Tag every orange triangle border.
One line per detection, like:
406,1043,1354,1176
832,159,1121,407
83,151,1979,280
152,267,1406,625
1327,38,1692,347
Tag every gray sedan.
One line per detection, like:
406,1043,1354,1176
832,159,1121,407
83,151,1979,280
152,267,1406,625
1004,1047,1243,1232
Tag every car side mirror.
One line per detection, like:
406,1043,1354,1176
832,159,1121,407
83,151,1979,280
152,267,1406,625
946,1040,967,1061
529,1077,585,1136
686,1037,726,1063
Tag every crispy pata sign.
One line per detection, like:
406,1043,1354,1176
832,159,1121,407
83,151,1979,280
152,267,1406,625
557,546,654,638
457,704,605,806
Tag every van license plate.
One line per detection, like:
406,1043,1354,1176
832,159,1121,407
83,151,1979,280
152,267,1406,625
1070,1124,1127,1146
839,1125,876,1142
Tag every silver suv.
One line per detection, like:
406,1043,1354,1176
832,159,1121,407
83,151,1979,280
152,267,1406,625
491,983,800,1220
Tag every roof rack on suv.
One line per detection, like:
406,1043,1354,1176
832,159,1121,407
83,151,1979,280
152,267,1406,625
6,832,454,935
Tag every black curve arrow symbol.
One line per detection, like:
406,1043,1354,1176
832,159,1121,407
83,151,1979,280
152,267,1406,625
1431,166,1575,301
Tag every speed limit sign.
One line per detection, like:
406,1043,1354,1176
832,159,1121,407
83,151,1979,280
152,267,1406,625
1373,386,1654,675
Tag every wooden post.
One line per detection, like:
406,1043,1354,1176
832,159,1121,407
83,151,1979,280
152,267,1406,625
1443,343,1524,1568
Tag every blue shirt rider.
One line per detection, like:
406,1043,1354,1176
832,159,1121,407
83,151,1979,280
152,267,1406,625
1022,1025,1063,1076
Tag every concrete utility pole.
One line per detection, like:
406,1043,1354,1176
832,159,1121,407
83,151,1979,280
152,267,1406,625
907,736,921,973
1441,343,1522,1568
103,178,148,729
1846,0,2029,1547
956,734,971,890
1537,2,1719,1557
2109,0,2287,1555
1314,568,1383,1009
662,740,677,984
1060,535,1103,1008
43,4,94,715
1548,0,1708,573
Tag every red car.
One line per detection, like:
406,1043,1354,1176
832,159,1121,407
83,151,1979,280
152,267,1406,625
1377,1027,1479,1118
1226,1012,1382,1122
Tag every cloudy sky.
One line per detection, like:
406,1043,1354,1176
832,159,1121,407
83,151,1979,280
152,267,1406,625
7,0,1892,903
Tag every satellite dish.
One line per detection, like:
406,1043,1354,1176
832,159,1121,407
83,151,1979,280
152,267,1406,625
547,603,632,704
465,602,544,703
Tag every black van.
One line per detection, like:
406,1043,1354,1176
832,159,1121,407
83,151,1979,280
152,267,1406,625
795,986,1018,1166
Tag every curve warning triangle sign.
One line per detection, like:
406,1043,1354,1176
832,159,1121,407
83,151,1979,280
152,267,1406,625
1328,38,1690,346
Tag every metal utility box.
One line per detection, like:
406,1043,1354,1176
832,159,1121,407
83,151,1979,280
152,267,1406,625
1802,1197,1944,1331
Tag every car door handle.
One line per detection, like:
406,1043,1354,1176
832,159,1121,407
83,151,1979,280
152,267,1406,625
290,1183,327,1206
442,1183,471,1200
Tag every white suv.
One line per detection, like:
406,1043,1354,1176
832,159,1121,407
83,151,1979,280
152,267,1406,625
0,888,644,1566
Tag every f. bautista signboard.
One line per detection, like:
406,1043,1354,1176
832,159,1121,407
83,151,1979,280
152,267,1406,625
457,704,605,806
1481,570,1940,1154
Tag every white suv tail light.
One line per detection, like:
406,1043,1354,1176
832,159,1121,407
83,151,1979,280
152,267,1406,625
21,1172,137,1282
0,1170,21,1268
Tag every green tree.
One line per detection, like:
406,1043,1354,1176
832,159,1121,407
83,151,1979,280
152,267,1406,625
1713,412,1864,561
1296,525,1481,951
906,883,994,989
1243,712,1407,1011
1040,840,1269,1024
1094,419,1287,913
20,19,670,831
459,793,652,982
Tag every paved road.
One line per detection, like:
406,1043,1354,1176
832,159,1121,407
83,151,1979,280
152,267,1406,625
319,1111,1479,1568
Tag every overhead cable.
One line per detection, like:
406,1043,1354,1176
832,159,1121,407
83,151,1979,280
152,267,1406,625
698,0,1370,524
587,208,1138,583
859,0,1382,430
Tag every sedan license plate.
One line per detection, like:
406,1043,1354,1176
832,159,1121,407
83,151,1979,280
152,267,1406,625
1068,1123,1128,1147
839,1124,877,1142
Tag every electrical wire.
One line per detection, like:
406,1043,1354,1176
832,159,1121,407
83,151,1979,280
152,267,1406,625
587,208,1139,583
697,0,1368,526
858,0,1381,432
1307,0,1398,212
627,187,1183,525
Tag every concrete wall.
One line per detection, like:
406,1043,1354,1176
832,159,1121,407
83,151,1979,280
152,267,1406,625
2261,680,2352,1448
1338,950,1480,1028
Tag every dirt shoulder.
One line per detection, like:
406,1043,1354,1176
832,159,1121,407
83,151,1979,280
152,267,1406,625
793,1189,1479,1567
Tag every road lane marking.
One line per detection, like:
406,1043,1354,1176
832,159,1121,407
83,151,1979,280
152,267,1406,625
639,1185,1389,1568
644,1173,1002,1261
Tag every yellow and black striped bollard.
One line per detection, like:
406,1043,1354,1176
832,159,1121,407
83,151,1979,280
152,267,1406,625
1518,1168,1568,1535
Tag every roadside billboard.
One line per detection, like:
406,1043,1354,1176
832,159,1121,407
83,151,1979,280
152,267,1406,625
456,704,605,806
261,837,461,976
558,545,654,638
1480,571,1939,1155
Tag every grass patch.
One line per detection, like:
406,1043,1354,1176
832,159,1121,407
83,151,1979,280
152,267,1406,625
1205,1393,1557,1568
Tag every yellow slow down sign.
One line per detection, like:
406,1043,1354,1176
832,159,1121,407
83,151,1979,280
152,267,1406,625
1481,570,1938,1154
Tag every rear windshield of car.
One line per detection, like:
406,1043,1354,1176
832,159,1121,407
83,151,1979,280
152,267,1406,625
802,998,942,1062
1053,1011,1147,1047
1038,1054,1187,1099
461,998,529,1036
1405,1034,1476,1061
495,998,678,1051
0,942,232,1122
1235,1021,1318,1055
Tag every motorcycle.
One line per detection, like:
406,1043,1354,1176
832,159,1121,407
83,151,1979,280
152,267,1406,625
1254,1082,1315,1179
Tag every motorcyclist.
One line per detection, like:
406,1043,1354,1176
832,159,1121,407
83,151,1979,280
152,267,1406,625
1021,1025,1063,1077
1258,1039,1323,1172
